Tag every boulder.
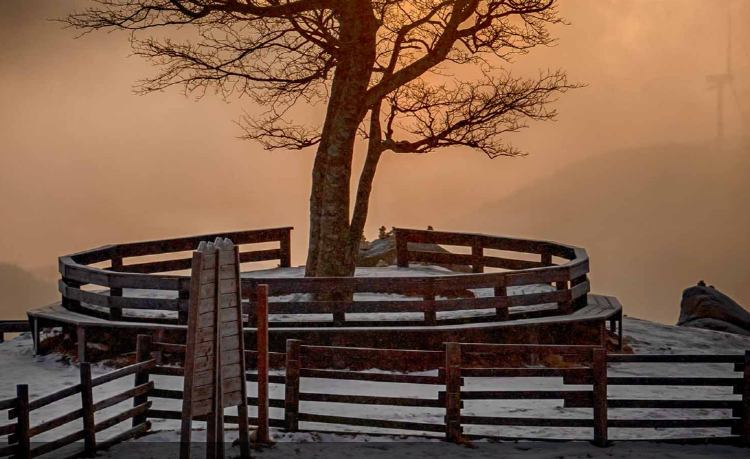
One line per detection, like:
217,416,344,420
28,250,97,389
677,281,750,336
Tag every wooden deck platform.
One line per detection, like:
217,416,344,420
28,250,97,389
27,293,622,360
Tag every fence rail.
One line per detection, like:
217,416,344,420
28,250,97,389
133,336,750,446
55,227,592,330
0,358,155,459
2,340,749,453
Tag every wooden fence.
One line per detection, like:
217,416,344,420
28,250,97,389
57,227,591,329
127,334,750,446
0,359,154,459
58,227,293,324
2,340,748,453
0,321,29,344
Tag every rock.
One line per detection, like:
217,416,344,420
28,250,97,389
677,282,750,336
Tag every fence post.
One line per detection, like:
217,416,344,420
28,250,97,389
592,348,608,447
423,294,437,325
742,350,750,447
471,243,484,274
395,230,409,268
445,342,462,442
110,250,123,321
133,334,152,428
16,384,30,459
494,284,509,320
79,363,97,456
178,290,190,325
77,326,87,364
279,230,292,268
556,281,573,315
284,339,301,432
256,285,270,443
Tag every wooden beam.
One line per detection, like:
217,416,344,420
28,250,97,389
256,284,270,444
445,342,461,442
284,339,301,432
79,363,97,456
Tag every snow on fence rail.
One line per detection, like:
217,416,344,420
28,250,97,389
1,342,749,455
134,337,750,446
56,227,591,329
0,359,154,459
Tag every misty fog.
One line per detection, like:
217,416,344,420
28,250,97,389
0,0,748,322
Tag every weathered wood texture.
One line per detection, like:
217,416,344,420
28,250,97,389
2,358,154,459
57,227,594,333
58,227,293,321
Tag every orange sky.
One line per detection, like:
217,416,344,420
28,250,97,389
0,0,748,322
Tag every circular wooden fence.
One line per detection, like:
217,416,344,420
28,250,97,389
57,227,591,329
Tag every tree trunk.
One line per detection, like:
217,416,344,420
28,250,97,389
305,1,379,278
345,103,384,276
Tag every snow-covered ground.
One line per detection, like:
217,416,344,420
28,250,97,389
2,317,749,452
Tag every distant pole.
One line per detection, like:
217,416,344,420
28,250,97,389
706,7,733,151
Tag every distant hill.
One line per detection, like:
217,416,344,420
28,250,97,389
0,263,59,320
444,142,750,324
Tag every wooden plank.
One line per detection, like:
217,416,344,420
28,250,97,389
198,311,216,328
285,339,301,432
196,356,215,372
95,421,150,453
192,399,213,417
23,384,82,413
256,284,270,442
222,377,243,394
0,397,17,411
115,227,293,258
194,370,215,387
0,422,15,437
224,391,243,408
461,367,592,379
93,382,154,412
608,354,745,363
132,335,152,428
458,390,592,402
219,278,237,294
606,399,742,409
27,408,83,438
15,386,30,459
95,402,152,433
233,243,251,458
299,392,442,408
297,413,445,433
607,377,743,387
445,342,461,442
592,348,607,447
460,344,597,356
79,363,96,455
150,389,183,400
220,322,239,337
199,283,216,300
608,419,740,429
300,346,444,370
461,416,594,427
221,334,240,351
299,369,442,385
219,308,237,324
91,360,156,388
221,363,242,380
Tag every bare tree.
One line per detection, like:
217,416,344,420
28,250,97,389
63,0,578,278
